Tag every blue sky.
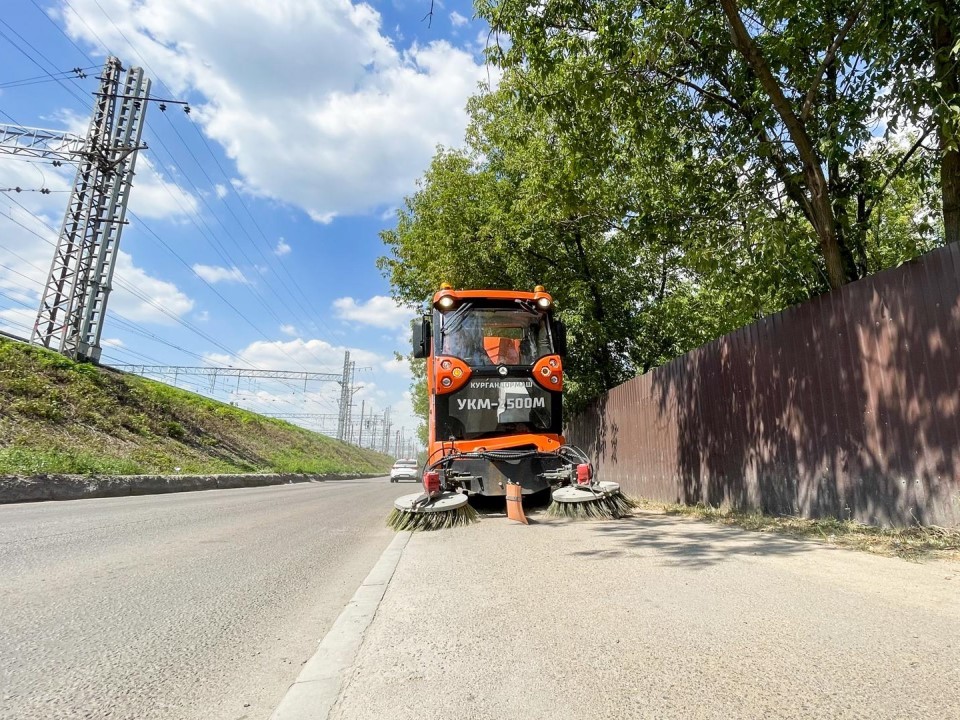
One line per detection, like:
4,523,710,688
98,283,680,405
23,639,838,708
0,0,493,445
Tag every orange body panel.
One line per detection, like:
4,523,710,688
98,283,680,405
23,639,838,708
433,288,542,303
446,433,564,455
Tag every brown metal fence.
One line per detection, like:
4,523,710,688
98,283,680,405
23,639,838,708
565,243,960,528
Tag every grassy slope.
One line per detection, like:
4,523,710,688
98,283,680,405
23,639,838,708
0,338,394,476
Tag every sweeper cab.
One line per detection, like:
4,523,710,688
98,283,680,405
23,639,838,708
388,284,634,531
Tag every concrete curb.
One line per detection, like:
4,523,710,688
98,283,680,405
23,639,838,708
269,531,411,720
0,472,385,505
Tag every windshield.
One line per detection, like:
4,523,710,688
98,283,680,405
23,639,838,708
439,305,552,366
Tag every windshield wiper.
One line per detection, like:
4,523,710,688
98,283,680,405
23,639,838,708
440,301,473,337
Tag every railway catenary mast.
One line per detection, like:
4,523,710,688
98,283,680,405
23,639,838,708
31,57,150,362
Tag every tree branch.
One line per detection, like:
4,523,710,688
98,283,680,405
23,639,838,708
710,67,816,224
422,0,435,28
862,123,935,224
720,0,847,287
639,67,743,114
800,2,867,122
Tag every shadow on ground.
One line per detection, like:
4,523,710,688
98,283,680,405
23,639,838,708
561,512,816,569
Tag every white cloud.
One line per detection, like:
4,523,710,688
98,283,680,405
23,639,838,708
131,156,200,219
280,323,298,336
381,353,409,374
449,11,469,27
205,336,383,373
59,0,494,221
102,337,125,347
192,263,249,284
274,237,292,256
113,251,195,321
214,183,229,199
333,295,416,329
0,154,193,327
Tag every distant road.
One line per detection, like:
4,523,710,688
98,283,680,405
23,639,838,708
0,478,408,720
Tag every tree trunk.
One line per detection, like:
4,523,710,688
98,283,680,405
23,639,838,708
719,0,851,288
931,1,960,244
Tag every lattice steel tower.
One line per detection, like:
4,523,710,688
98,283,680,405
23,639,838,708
32,57,150,362
337,351,357,441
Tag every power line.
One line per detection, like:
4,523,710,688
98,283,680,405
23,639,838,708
75,0,339,342
2,18,339,370
0,187,68,194
4,7,377,434
1,191,259,366
27,0,100,64
22,2,348,375
0,65,96,89
0,234,330,415
111,365,341,383
0,20,94,109
2,162,285,370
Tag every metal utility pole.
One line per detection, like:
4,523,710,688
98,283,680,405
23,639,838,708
357,399,366,447
29,57,150,362
336,351,356,441
382,408,391,454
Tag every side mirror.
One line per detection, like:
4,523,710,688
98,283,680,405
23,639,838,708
412,316,431,359
553,320,567,358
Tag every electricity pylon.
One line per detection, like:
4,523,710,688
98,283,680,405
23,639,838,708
337,351,357,441
30,57,150,361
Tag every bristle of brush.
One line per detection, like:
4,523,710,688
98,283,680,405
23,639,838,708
545,491,637,520
387,503,479,532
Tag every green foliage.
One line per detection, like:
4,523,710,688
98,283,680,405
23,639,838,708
0,447,142,476
380,0,948,410
475,0,953,282
408,356,429,445
268,451,341,475
163,421,186,440
0,338,394,477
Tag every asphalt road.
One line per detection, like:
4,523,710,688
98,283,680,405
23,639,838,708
331,510,960,720
0,478,408,720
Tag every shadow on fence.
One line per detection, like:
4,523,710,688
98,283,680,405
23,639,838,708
567,245,960,528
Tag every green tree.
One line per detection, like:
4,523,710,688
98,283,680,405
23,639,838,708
381,80,667,407
476,0,948,287
874,0,960,244
389,0,944,411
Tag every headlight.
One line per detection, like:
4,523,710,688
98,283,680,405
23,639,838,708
533,286,553,309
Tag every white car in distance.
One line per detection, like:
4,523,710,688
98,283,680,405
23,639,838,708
389,459,419,483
